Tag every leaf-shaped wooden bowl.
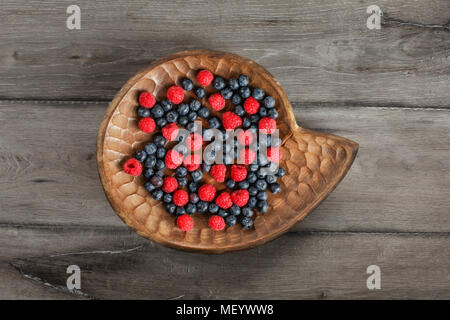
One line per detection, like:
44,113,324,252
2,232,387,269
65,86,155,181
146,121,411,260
97,50,358,253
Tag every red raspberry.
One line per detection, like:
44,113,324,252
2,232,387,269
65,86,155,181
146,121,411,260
259,117,277,134
210,164,226,182
209,215,225,231
165,149,184,169
167,85,184,104
123,158,142,176
162,176,178,193
139,92,156,109
231,164,247,182
215,192,233,209
138,117,156,133
267,147,282,162
237,130,254,146
186,133,203,151
222,112,242,130
198,184,216,202
183,154,201,171
208,93,226,111
173,189,189,206
177,214,193,231
231,189,249,207
243,97,260,114
239,148,256,165
197,70,214,87
162,123,179,141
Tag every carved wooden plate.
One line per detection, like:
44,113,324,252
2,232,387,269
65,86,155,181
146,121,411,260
97,50,358,253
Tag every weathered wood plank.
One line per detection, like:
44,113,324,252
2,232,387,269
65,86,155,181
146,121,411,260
7,230,450,299
0,0,449,106
0,101,448,232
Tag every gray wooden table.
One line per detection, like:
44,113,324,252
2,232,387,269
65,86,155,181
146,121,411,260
1,0,449,299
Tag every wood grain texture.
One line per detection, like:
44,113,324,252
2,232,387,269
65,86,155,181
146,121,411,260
7,230,450,299
0,100,448,233
0,0,449,106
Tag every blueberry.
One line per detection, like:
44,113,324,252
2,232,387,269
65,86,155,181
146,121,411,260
257,200,269,213
225,179,235,189
156,147,166,159
213,76,226,90
191,169,203,182
229,78,239,90
248,196,257,208
250,123,258,130
268,108,279,119
176,206,186,216
189,193,200,204
230,205,241,216
154,135,166,147
177,103,189,116
276,168,286,178
241,207,254,217
145,155,156,168
188,182,198,193
166,110,179,123
198,107,210,119
151,104,165,118
194,87,206,98
151,175,163,188
155,170,164,177
247,172,257,184
174,144,188,156
264,96,275,108
238,180,250,189
202,163,211,172
225,215,237,226
181,78,194,91
232,94,242,105
248,186,258,196
155,159,165,170
166,203,176,215
208,117,221,129
265,175,277,184
175,166,188,177
137,106,151,118
269,183,282,194
178,116,189,126
234,105,245,117
163,193,173,203
144,181,155,192
241,216,254,229
186,203,197,215
257,191,268,201
239,86,251,99
239,74,249,87
160,99,172,112
257,168,267,178
259,107,268,117
242,117,251,129
135,150,147,162
190,99,202,111
196,201,208,213
250,164,259,172
221,87,233,99
156,118,168,128
143,168,154,179
218,209,229,218
151,189,163,201
145,142,157,155
208,203,219,214
252,88,265,100
250,114,260,123
255,179,268,191
178,176,188,186
187,111,197,122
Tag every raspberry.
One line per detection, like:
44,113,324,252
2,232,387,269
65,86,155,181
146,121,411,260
183,154,201,172
197,70,214,87
215,192,233,209
231,189,249,207
123,158,142,176
208,93,226,111
167,86,184,104
177,214,193,231
267,147,282,162
138,117,156,133
209,215,225,231
231,164,247,182
173,189,189,206
162,123,179,141
198,184,216,202
165,149,184,169
237,130,254,146
222,112,242,130
239,148,256,165
243,97,260,114
186,133,203,151
259,117,277,134
139,92,156,109
210,164,226,182
162,176,178,193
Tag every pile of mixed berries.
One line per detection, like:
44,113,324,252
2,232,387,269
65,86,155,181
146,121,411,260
122,70,285,232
